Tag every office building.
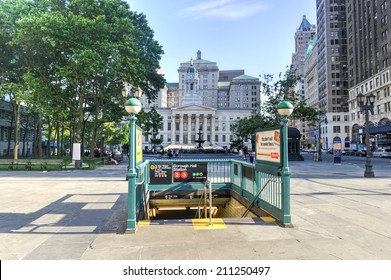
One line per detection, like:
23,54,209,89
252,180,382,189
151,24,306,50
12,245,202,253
347,0,391,148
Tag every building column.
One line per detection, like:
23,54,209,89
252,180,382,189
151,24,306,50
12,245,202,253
171,114,176,144
179,114,184,144
195,114,200,133
203,114,208,144
187,114,192,145
211,115,216,146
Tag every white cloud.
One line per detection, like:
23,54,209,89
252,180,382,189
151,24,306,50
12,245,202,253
182,0,270,20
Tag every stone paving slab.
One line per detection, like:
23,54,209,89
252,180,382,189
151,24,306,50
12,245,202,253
0,160,390,260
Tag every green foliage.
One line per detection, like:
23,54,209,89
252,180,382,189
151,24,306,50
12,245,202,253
231,114,275,149
260,67,318,124
136,107,163,136
0,0,165,156
231,67,319,149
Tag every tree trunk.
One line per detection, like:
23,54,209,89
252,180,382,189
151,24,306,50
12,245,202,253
47,116,52,157
32,113,37,157
35,113,43,158
56,121,61,158
13,101,21,162
22,113,29,158
6,105,14,157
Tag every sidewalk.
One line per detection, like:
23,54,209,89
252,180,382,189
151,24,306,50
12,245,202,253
0,159,390,260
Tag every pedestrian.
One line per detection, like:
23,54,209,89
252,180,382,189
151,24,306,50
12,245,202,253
175,149,179,158
239,148,243,160
249,151,255,163
160,148,164,157
109,153,119,165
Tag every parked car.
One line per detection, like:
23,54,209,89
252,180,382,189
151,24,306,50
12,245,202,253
354,150,367,157
372,148,391,158
344,149,356,156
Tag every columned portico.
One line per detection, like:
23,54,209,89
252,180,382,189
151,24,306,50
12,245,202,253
170,105,217,147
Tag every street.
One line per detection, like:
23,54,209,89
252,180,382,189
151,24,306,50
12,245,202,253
299,152,391,175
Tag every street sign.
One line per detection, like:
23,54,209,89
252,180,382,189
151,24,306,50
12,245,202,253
173,162,207,183
149,163,173,184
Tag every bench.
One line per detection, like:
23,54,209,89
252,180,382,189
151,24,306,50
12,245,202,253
1,159,32,170
84,157,105,168
0,159,13,170
0,159,66,171
40,159,66,170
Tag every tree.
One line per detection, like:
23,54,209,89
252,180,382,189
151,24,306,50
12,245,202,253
260,68,318,124
231,68,319,149
231,115,274,150
136,107,163,151
1,0,166,159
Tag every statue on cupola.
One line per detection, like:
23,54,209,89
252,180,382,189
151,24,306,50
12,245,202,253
182,57,202,105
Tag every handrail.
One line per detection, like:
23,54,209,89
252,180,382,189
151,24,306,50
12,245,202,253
195,180,212,220
242,179,277,217
208,180,213,226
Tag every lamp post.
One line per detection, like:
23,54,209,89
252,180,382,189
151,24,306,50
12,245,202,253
123,85,143,232
317,113,328,161
277,100,293,225
357,92,375,178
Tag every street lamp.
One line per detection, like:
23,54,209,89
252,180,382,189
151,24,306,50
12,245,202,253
122,85,143,232
357,92,375,178
277,100,293,225
317,113,328,161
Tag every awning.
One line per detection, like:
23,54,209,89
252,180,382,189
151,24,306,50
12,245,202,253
359,124,391,134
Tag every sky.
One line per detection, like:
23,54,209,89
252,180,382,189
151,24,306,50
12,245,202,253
128,0,317,83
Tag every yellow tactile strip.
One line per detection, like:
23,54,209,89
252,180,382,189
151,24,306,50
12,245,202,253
138,216,276,229
138,220,151,227
260,216,276,222
191,218,227,230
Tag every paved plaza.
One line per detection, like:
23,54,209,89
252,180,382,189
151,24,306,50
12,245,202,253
0,155,390,260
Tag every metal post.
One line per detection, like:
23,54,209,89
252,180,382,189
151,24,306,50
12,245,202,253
281,116,291,225
317,121,322,161
209,180,213,226
126,114,137,232
204,182,207,218
364,110,375,178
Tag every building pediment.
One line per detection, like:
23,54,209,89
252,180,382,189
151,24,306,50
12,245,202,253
173,104,216,113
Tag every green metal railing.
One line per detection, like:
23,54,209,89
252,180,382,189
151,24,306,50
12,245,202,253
133,158,290,227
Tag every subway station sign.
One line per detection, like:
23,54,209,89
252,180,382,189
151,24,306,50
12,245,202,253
173,162,207,183
149,162,207,184
149,163,173,184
